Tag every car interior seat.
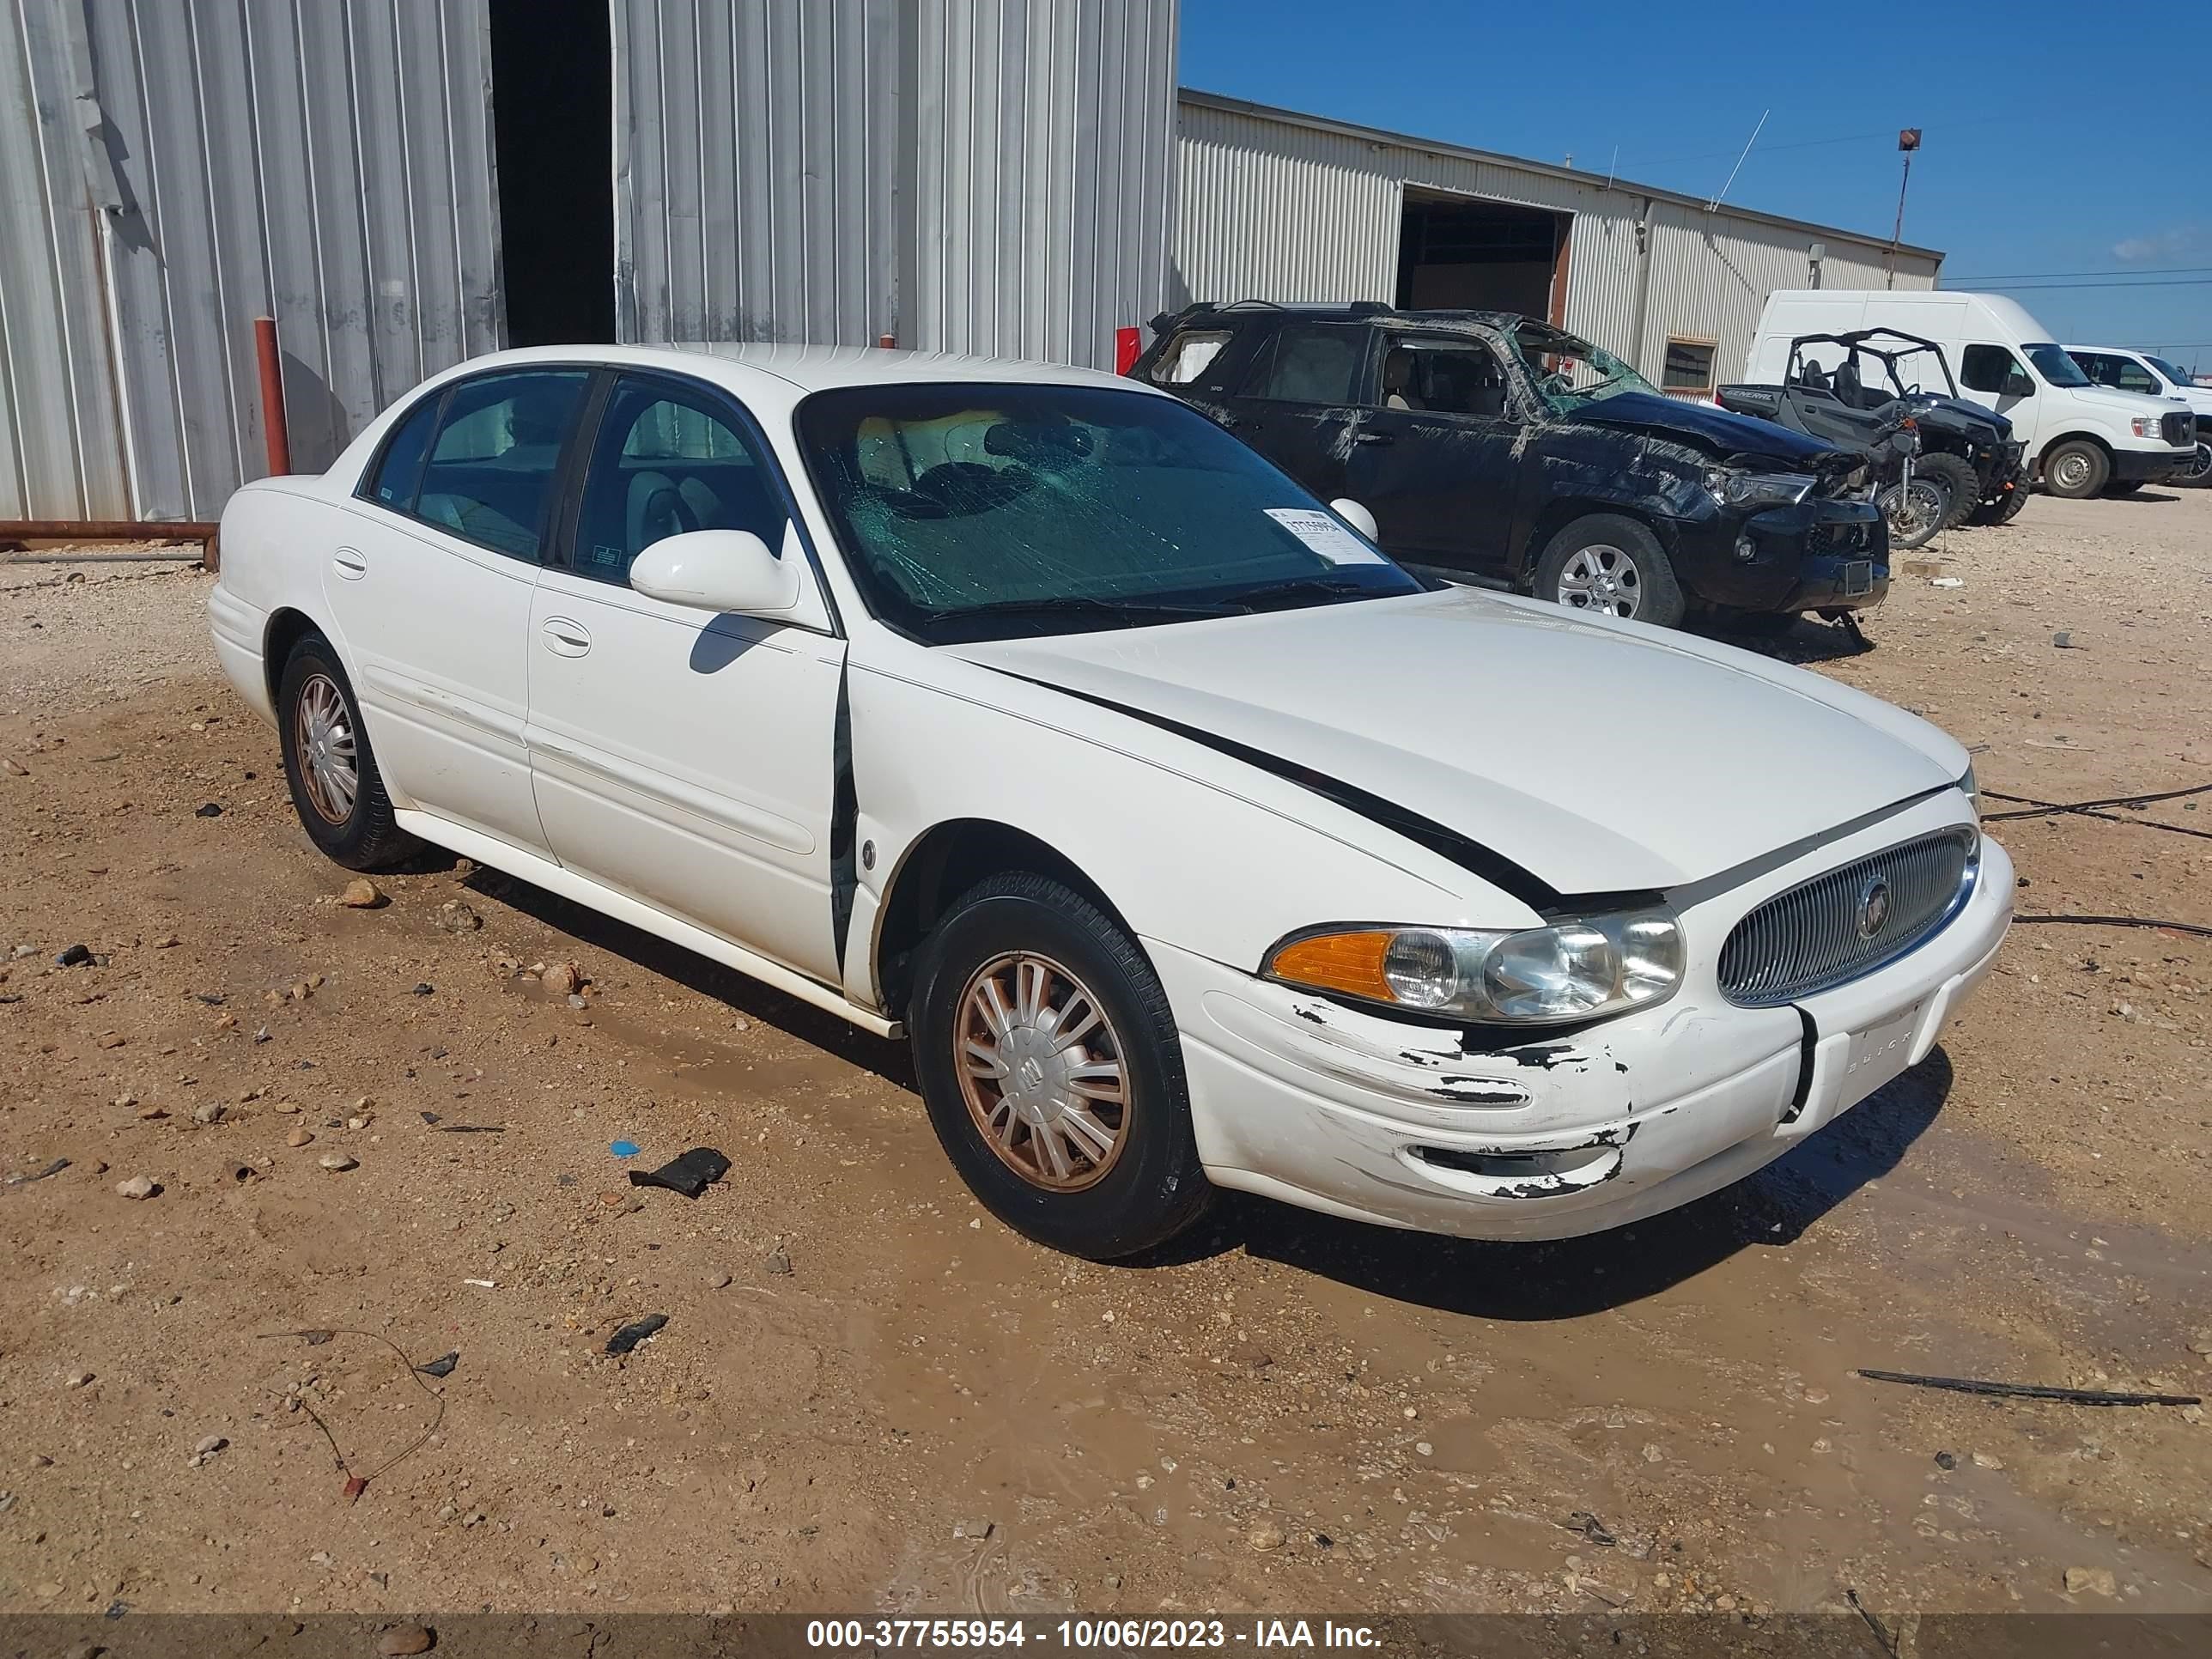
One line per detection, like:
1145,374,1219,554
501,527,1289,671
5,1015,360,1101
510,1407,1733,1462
1381,351,1425,411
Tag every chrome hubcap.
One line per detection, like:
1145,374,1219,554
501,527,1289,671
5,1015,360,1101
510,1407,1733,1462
1555,545,1642,618
294,673,359,824
956,951,1129,1191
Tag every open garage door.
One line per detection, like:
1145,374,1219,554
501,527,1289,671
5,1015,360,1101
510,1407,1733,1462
1396,188,1569,321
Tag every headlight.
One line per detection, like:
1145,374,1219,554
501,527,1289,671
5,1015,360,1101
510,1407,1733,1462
1706,468,1817,509
1959,762,1980,821
1265,910,1685,1026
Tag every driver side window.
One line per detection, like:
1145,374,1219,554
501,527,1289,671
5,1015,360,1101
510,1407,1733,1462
572,378,788,586
1961,344,2026,396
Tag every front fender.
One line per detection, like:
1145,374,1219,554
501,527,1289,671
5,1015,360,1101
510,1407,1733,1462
841,642,1548,1008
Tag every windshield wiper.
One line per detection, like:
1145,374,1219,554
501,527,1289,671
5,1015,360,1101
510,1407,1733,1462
1229,574,1388,611
913,594,1247,632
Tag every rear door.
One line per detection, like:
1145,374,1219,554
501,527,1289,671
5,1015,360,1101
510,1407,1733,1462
1344,332,1523,579
1207,320,1378,502
326,367,590,854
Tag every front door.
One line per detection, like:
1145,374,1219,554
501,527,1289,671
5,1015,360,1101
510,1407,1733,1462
524,373,848,985
1959,343,2041,451
1347,334,1523,579
325,367,591,853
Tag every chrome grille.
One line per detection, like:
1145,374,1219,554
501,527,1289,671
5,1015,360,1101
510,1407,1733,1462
1717,828,1977,1007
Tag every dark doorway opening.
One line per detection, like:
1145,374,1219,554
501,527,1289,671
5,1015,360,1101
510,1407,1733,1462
1396,189,1570,321
489,0,616,345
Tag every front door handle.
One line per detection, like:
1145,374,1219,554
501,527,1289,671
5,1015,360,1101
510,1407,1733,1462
541,617,592,658
1352,430,1395,447
332,547,368,580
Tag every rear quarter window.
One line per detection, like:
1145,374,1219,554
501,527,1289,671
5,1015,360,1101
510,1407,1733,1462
360,395,441,510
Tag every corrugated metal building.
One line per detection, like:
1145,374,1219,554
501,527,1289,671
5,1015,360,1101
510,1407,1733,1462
2,0,1176,524
4,1,1940,526
1173,91,1943,396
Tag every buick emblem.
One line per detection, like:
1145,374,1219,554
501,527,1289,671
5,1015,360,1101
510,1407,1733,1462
1856,878,1893,939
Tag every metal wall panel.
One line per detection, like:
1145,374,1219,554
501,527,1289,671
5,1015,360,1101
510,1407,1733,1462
613,0,900,347
0,0,129,519
1174,93,1941,383
911,0,1178,368
2,0,503,523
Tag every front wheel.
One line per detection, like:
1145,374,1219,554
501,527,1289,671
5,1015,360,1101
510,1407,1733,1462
908,874,1212,1260
2040,440,2108,498
1532,514,1686,628
1878,477,1950,550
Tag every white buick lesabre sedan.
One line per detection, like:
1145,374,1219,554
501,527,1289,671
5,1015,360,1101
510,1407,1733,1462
209,344,2011,1260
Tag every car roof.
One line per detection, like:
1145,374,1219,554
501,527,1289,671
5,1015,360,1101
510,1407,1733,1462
2063,345,2150,357
402,341,1152,415
1175,301,1530,331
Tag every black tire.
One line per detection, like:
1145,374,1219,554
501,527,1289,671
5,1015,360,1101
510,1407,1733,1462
275,634,416,871
2179,444,2212,488
2039,440,2108,499
1966,486,2028,526
1913,453,1979,529
1532,514,1686,629
1877,476,1950,550
908,873,1212,1260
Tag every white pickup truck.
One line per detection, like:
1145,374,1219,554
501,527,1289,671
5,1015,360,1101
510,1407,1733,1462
1747,291,2196,498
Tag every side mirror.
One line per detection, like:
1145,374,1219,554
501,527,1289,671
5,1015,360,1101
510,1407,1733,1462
1329,498,1380,541
2002,370,2034,398
629,529,800,616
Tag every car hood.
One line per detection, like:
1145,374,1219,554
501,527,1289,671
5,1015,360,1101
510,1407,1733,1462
1566,391,1844,468
948,588,1966,896
2063,384,2191,420
1911,395,2012,440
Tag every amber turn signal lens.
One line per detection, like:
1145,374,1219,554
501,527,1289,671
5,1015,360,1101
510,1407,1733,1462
1267,931,1398,1002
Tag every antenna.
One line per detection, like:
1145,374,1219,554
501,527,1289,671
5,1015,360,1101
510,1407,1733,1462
1706,109,1769,211
1605,145,1619,189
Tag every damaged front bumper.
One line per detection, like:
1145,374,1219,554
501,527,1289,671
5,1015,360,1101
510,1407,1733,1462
1153,797,2011,1243
1674,497,1890,616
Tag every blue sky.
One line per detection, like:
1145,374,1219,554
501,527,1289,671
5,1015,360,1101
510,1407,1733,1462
1179,1,2211,371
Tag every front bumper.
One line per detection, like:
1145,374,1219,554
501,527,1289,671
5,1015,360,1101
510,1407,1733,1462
1153,798,2010,1243
1669,497,1890,615
2110,447,2189,485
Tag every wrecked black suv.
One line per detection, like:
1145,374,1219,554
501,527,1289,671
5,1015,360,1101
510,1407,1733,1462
1132,302,1887,629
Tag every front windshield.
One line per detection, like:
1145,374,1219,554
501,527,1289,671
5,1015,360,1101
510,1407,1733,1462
2145,356,2191,390
795,384,1420,643
2025,343,2092,387
1507,323,1657,413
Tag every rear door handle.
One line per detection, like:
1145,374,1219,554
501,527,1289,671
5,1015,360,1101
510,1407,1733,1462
541,617,592,658
332,547,368,580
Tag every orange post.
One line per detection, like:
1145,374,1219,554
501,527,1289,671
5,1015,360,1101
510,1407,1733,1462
254,316,291,476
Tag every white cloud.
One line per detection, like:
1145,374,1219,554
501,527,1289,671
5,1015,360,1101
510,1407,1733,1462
2112,226,2203,263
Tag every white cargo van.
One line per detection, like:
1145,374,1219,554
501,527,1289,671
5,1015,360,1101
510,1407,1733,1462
1747,291,2195,497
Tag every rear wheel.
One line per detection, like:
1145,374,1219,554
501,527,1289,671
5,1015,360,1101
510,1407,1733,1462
276,635,416,870
1533,514,1685,628
908,873,1212,1260
2040,440,2108,499
1913,453,1979,528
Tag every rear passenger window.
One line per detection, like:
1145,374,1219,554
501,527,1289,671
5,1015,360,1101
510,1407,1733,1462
1240,324,1367,404
1148,329,1231,386
361,395,440,510
572,377,788,586
412,370,589,559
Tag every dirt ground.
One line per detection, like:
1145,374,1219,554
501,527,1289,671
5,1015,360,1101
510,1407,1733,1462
2,489,2208,1622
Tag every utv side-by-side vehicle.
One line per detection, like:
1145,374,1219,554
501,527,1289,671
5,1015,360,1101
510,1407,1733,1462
1132,301,1887,632
1718,328,2027,532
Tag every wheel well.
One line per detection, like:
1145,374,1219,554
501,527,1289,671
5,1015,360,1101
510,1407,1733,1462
2036,432,2112,473
262,608,325,706
1519,500,1668,582
872,820,1131,1018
